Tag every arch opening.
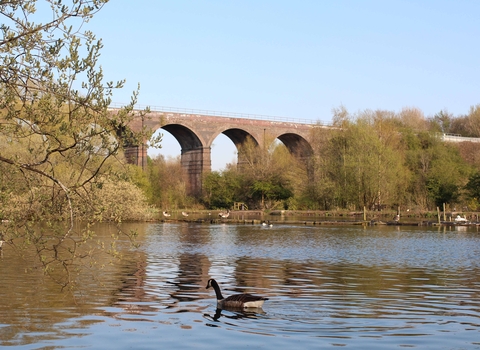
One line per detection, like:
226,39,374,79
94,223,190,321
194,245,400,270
147,124,207,196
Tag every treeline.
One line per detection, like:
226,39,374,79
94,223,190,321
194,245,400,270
144,105,480,213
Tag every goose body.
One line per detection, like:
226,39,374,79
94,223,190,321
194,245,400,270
206,278,268,309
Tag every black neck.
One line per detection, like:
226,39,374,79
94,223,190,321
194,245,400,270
210,279,224,300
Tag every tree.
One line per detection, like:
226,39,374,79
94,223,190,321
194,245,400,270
202,168,242,209
449,105,480,138
319,109,407,210
146,155,195,210
403,131,470,210
465,172,480,209
236,135,295,209
0,0,149,289
430,110,453,134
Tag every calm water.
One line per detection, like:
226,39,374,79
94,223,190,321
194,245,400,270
1,222,480,349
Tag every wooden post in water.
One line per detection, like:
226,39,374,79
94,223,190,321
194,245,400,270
443,203,446,221
363,206,366,221
437,207,441,224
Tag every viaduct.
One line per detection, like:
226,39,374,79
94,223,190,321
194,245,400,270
115,106,480,197
118,107,323,196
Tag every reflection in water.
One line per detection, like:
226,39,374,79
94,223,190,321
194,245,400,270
1,222,480,348
204,308,266,324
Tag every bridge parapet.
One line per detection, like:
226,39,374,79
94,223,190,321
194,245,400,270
110,103,327,126
439,133,480,143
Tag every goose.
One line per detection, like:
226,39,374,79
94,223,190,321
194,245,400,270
393,214,400,222
206,278,268,309
163,211,171,217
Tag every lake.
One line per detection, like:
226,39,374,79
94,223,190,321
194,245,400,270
1,222,480,349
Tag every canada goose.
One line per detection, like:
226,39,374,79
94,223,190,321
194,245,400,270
206,278,268,309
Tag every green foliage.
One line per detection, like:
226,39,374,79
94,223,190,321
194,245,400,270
306,106,476,211
145,155,196,210
0,0,151,288
202,169,242,209
465,172,480,208
82,178,153,222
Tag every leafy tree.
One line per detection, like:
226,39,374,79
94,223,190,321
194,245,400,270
430,110,453,134
465,172,480,209
0,0,149,288
237,136,295,209
202,167,242,209
403,130,470,210
146,155,195,210
449,105,480,137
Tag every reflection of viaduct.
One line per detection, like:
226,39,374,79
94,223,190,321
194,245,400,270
121,108,325,196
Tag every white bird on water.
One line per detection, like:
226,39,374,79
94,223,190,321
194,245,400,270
219,210,230,218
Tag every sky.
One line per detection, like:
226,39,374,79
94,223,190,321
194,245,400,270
86,0,480,170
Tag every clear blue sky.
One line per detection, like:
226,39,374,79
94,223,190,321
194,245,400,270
88,0,480,170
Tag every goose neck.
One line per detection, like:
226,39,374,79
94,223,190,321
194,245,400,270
210,280,224,300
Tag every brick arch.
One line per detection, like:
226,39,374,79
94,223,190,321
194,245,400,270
122,108,319,196
158,124,209,197
276,133,313,158
221,128,260,149
219,128,259,168
161,124,204,151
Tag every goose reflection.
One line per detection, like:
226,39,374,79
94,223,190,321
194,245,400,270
204,307,266,323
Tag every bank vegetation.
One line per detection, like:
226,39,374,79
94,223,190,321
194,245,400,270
147,105,480,215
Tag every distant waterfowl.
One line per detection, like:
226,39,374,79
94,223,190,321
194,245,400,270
219,210,230,218
163,211,171,217
182,211,189,217
393,214,400,222
206,278,268,309
454,215,468,223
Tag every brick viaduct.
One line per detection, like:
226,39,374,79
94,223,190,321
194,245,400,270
120,108,325,196
114,107,480,197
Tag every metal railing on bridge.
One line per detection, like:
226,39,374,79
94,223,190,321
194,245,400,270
109,102,330,126
438,133,480,143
